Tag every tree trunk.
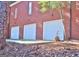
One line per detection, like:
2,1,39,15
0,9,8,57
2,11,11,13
0,2,7,49
59,8,67,41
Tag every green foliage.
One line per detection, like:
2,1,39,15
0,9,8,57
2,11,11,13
8,1,16,4
49,1,65,9
39,1,65,13
39,1,49,13
49,2,60,9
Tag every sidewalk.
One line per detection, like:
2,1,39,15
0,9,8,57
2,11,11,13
6,39,52,44
62,40,79,45
6,39,79,45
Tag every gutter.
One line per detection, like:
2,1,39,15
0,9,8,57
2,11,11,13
8,6,11,39
9,1,21,7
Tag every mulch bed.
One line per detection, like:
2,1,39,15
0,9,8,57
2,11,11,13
0,42,79,57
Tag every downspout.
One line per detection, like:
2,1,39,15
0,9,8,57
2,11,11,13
8,4,11,39
69,1,72,40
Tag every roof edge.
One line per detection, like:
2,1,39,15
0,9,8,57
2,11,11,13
9,1,21,7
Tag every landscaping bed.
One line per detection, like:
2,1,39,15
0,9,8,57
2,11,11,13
0,41,79,57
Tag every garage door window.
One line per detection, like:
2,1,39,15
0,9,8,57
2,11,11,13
23,24,36,40
11,26,19,39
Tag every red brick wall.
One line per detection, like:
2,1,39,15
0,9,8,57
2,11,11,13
63,2,70,39
9,1,61,40
71,1,79,39
63,1,79,40
6,1,79,40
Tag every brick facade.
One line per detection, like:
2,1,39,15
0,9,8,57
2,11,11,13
8,1,79,40
9,1,61,40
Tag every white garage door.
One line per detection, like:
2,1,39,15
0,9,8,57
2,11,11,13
11,26,19,39
43,20,64,41
23,24,36,40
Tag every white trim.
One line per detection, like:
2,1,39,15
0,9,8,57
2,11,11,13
10,1,21,7
6,39,51,44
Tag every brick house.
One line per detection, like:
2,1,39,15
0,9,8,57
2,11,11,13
7,1,79,41
8,1,67,41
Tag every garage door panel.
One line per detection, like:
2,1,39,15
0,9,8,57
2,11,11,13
11,26,19,39
23,24,36,40
43,20,64,41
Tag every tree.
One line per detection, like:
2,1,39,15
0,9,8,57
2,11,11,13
39,1,65,19
39,1,66,41
38,1,49,13
8,1,16,4
0,1,8,49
